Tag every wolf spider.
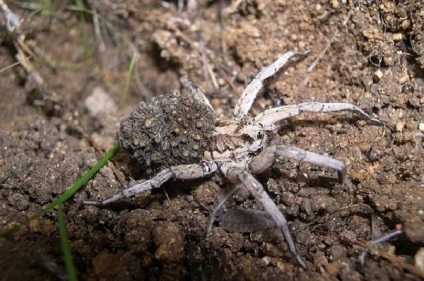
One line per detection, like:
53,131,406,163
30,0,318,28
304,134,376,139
84,50,380,268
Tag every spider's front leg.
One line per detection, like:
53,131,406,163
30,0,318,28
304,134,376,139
249,144,346,183
84,162,218,206
234,50,310,119
227,168,307,269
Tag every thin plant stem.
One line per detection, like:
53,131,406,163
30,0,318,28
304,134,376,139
58,204,78,281
120,51,139,107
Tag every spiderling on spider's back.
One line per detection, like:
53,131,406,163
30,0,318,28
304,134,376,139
116,90,216,172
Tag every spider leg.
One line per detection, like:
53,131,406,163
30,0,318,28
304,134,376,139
254,102,381,129
230,168,307,269
234,50,310,119
207,184,241,234
84,162,218,206
359,229,403,265
180,76,215,112
249,145,346,183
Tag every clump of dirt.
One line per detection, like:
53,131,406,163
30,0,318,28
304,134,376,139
0,1,423,281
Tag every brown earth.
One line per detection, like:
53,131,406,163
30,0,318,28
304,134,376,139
0,1,423,280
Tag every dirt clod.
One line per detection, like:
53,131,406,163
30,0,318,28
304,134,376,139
152,221,185,264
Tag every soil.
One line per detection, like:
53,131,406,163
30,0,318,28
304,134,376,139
0,1,423,280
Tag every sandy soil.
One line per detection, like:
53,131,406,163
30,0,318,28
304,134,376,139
0,1,423,280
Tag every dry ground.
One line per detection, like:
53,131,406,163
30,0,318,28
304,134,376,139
0,1,423,280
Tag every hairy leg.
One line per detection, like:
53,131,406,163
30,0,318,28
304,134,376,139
359,230,403,265
234,50,310,119
84,162,218,206
254,102,381,130
249,145,346,183
232,168,307,269
206,184,241,234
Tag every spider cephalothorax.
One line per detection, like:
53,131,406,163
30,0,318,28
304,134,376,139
85,51,380,268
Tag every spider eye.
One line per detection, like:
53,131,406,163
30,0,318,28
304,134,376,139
257,132,264,139
242,133,253,140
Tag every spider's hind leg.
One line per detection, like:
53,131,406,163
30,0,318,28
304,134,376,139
249,145,346,183
229,168,307,269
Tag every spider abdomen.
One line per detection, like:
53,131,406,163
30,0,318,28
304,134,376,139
117,90,215,171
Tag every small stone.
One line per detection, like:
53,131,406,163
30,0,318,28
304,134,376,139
262,256,271,266
392,33,403,41
398,71,409,84
7,193,29,211
383,56,393,66
241,22,261,37
29,219,41,233
373,69,383,82
396,120,405,132
363,28,380,39
331,0,340,10
415,248,424,271
84,87,117,117
314,251,328,267
325,261,341,277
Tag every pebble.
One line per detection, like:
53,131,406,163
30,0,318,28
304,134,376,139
414,247,424,271
419,123,424,132
84,87,117,117
7,193,29,211
325,261,341,277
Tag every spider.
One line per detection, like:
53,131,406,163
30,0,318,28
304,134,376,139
84,50,380,268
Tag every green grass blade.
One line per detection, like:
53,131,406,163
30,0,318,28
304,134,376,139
0,144,120,237
120,51,139,107
58,204,78,281
74,0,88,55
